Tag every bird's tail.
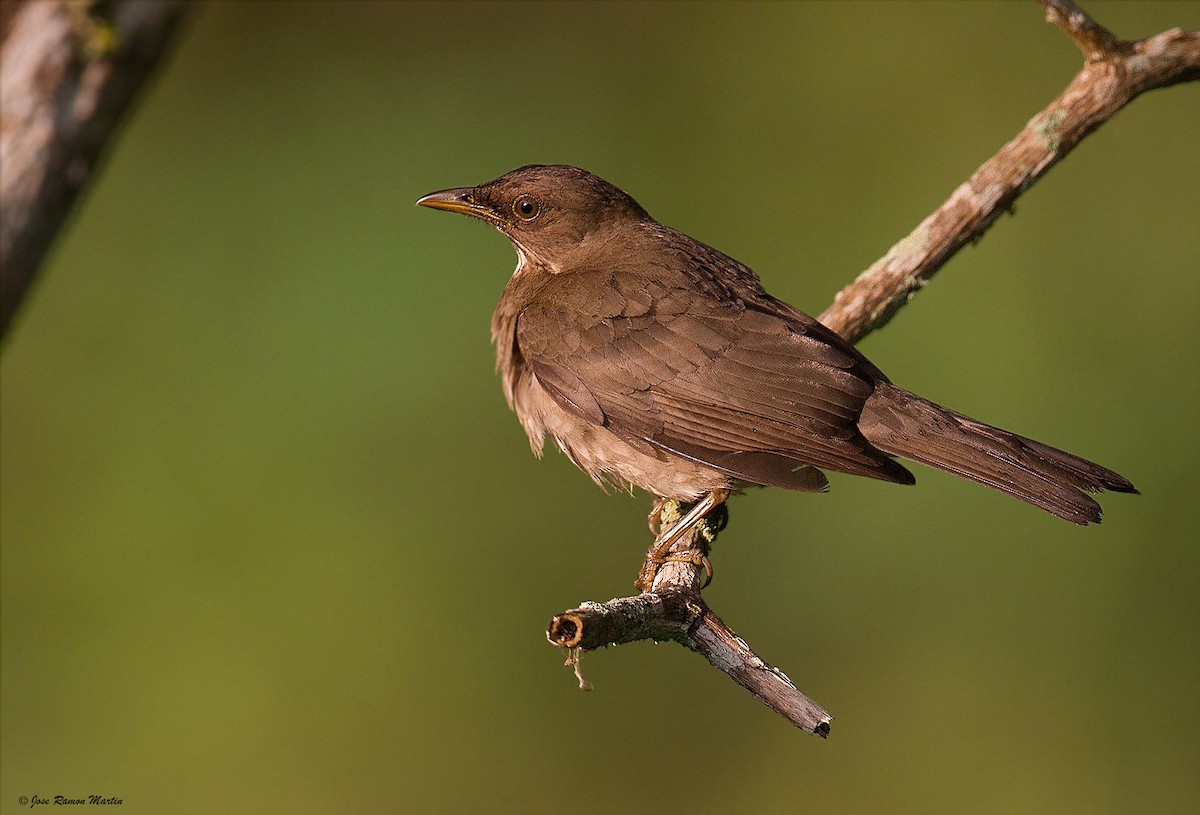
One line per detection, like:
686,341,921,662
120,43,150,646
858,382,1137,524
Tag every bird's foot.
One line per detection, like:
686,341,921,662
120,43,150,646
636,551,714,592
667,550,715,588
647,496,672,534
635,491,729,592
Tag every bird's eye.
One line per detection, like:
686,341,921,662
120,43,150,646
512,196,541,221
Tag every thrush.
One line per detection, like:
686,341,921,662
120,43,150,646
418,165,1135,583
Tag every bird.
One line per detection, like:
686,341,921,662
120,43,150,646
417,164,1135,587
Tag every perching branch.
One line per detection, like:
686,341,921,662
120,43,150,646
549,576,833,736
0,0,190,342
547,0,1199,735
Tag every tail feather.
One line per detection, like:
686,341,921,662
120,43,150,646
859,383,1136,525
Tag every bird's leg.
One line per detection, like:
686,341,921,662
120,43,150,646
636,489,729,592
669,500,729,589
647,496,671,534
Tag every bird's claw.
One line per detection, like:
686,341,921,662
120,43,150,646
636,550,712,592
664,550,714,588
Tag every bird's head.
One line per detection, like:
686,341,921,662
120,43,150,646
417,164,651,269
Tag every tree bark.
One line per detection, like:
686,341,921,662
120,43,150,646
0,0,190,341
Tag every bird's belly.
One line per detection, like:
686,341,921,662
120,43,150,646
514,372,730,500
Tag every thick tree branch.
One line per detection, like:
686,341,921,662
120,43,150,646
818,0,1200,344
0,0,190,342
548,1,1199,735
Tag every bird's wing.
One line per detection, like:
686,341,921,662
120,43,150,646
516,265,914,490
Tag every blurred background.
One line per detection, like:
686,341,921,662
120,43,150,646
3,2,1198,813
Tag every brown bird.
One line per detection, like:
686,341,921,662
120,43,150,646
418,165,1134,584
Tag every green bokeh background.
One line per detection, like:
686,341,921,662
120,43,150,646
3,2,1198,813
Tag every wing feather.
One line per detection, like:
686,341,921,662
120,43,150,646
516,263,915,490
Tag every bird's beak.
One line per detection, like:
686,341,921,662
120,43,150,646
416,187,500,224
